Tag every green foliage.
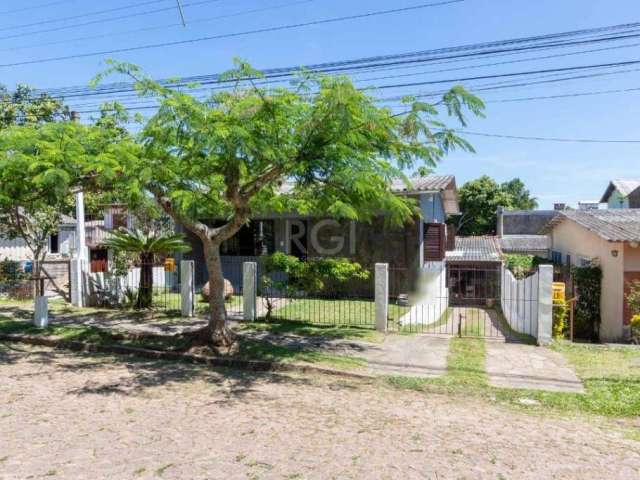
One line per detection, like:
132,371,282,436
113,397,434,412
0,84,71,129
626,280,640,342
0,121,129,285
455,175,538,235
553,301,568,339
88,59,483,228
572,264,602,341
103,228,191,260
504,254,550,279
104,228,190,309
259,253,370,319
626,280,640,318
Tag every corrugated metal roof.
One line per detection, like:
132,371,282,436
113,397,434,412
446,236,502,263
389,175,455,193
540,209,640,242
499,235,550,252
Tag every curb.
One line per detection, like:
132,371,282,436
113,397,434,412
0,333,375,381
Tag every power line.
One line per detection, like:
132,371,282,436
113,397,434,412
32,23,640,100
0,1,466,68
454,130,640,144
0,0,317,53
0,0,73,16
0,0,171,32
0,0,225,42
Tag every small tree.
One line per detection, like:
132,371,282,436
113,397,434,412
89,60,484,346
0,122,123,295
103,228,190,309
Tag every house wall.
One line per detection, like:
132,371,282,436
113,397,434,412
607,189,629,209
0,229,74,262
549,220,626,341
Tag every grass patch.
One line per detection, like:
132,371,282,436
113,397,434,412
239,319,382,342
386,337,640,418
269,298,409,327
0,317,365,371
236,338,366,370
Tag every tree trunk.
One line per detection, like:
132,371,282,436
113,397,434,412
202,239,234,346
137,252,154,309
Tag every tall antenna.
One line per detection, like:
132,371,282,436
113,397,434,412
175,0,186,27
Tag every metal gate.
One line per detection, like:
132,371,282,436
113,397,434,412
389,263,537,340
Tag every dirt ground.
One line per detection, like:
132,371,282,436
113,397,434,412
1,345,639,480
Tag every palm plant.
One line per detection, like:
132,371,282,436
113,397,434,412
104,228,191,309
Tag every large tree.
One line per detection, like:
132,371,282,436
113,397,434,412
455,175,538,235
88,60,484,346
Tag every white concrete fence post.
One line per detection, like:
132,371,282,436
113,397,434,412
537,264,554,346
34,296,48,328
243,262,257,322
70,257,83,308
375,263,389,333
180,260,195,318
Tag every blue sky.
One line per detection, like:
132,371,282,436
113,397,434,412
2,0,639,208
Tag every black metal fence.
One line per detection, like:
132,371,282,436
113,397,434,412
258,263,376,327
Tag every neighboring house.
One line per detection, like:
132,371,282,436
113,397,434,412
181,175,460,294
600,179,640,209
540,209,640,341
0,213,76,262
495,206,557,258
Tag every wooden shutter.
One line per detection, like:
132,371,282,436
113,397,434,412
424,223,445,261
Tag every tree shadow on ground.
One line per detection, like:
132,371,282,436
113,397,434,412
56,350,363,405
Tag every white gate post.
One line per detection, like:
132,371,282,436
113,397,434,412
375,263,389,333
70,257,84,307
180,260,195,318
34,296,48,328
537,264,553,345
243,262,257,322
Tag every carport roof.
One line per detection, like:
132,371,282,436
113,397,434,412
446,236,502,263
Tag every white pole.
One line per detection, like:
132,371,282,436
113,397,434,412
71,191,88,307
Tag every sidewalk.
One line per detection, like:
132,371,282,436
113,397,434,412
485,342,585,393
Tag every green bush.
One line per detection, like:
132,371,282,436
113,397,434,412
503,254,550,279
572,264,602,341
552,300,567,338
259,253,370,319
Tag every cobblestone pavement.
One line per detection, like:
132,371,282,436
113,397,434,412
2,344,639,480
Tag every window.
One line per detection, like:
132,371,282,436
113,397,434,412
566,254,572,267
221,220,275,256
112,213,128,230
424,223,445,261
578,256,593,267
551,251,562,264
49,233,59,254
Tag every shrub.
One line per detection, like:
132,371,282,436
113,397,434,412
631,315,640,344
572,264,602,341
504,254,550,279
259,253,370,319
552,300,567,338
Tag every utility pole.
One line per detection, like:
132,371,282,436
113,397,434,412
176,0,186,27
